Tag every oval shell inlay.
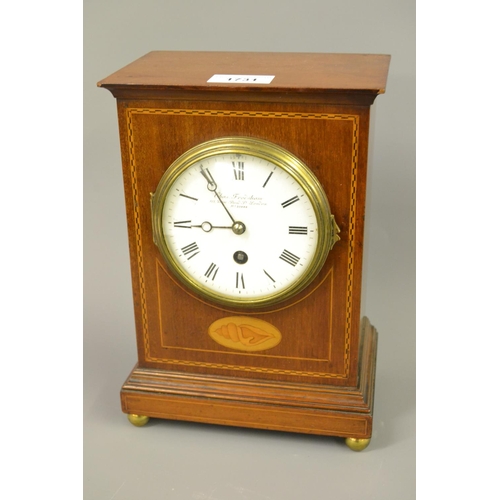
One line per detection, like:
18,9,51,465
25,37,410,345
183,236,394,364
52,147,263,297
208,316,282,352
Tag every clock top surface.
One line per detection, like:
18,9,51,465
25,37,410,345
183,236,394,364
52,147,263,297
97,51,390,96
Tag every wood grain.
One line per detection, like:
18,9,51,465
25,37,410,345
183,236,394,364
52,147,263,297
98,51,390,105
121,317,377,438
99,52,389,440
117,101,366,386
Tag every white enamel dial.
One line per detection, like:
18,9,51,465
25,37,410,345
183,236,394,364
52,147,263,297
152,138,335,307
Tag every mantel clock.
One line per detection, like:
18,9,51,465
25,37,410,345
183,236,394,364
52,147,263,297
98,51,390,451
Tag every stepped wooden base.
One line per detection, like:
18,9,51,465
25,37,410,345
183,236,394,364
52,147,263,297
121,317,378,449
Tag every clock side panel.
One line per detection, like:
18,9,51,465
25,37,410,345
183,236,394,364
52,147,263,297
116,104,148,363
115,100,370,387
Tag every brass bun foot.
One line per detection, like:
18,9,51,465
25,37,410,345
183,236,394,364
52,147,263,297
127,414,150,427
345,437,371,451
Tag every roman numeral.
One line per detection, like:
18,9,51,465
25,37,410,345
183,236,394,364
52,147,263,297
179,193,198,201
289,226,308,235
262,171,274,188
204,263,219,280
263,269,275,283
279,249,300,267
232,161,244,180
174,220,192,229
281,195,300,208
180,242,200,260
236,272,245,289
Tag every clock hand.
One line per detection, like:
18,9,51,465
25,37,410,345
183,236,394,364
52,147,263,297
212,190,236,224
211,194,247,234
200,167,217,191
192,221,246,235
200,166,236,222
191,221,233,232
199,167,246,235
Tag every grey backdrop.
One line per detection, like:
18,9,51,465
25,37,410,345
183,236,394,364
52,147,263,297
84,1,415,498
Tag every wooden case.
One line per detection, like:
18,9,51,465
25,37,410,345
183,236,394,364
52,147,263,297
98,51,390,446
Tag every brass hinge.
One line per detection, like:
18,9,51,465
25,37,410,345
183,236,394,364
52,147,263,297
330,214,341,249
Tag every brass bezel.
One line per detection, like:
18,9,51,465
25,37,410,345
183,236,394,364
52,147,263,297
151,137,334,308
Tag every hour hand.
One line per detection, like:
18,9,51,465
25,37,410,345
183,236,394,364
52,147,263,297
192,221,232,232
191,220,246,235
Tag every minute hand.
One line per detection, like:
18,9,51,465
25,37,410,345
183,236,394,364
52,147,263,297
213,189,246,235
200,167,236,223
212,190,236,223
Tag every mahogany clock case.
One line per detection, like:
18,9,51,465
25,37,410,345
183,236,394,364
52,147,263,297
98,51,390,441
